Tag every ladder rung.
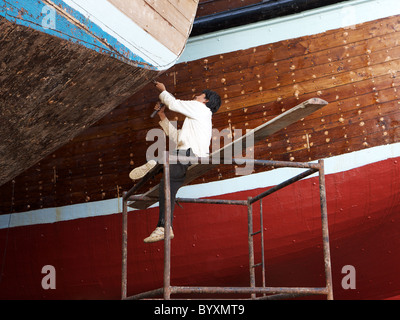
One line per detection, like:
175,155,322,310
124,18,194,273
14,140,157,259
252,262,263,268
251,230,261,236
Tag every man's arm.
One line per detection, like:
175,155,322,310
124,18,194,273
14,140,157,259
155,102,179,144
154,81,201,119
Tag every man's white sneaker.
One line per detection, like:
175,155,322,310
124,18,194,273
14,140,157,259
129,160,157,181
143,227,174,243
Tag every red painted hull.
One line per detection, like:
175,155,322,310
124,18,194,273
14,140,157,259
1,156,399,300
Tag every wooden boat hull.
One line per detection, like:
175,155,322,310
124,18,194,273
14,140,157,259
0,0,197,186
1,1,400,300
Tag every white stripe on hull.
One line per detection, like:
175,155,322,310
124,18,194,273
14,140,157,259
64,0,179,70
179,0,400,63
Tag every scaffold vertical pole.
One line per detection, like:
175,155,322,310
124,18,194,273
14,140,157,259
247,198,256,299
318,160,334,300
163,151,172,300
121,191,128,300
260,199,266,293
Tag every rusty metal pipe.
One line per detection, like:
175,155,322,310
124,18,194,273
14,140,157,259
170,286,328,296
318,160,334,300
125,288,164,300
126,286,328,300
260,200,266,292
163,151,172,300
121,192,128,300
176,198,248,206
168,154,320,170
234,158,321,170
249,168,317,204
256,292,323,300
247,199,256,299
126,195,159,202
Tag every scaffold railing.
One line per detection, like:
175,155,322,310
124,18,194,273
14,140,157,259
121,151,334,300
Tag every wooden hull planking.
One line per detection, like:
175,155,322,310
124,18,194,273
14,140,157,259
0,0,198,186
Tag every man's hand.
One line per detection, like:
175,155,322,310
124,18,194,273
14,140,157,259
155,102,166,120
154,81,166,93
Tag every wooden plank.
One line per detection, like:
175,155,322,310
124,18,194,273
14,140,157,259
128,98,328,210
168,0,199,21
144,0,191,34
108,0,194,55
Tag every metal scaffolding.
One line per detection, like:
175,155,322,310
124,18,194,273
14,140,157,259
121,151,334,300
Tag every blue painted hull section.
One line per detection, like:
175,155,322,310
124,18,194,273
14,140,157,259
0,0,160,186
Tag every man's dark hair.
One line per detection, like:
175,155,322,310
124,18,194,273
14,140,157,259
203,89,221,114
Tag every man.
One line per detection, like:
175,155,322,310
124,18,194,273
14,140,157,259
129,81,221,243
